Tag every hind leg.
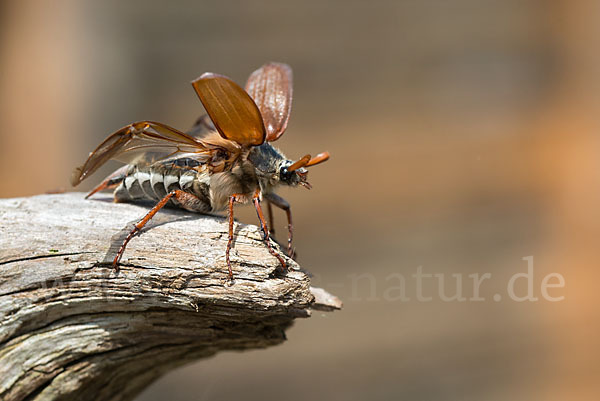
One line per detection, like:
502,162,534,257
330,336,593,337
113,189,199,267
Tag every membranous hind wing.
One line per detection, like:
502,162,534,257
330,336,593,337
71,121,215,186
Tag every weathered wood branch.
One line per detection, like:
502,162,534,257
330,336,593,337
0,193,340,401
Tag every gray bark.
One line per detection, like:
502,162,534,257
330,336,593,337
0,193,341,401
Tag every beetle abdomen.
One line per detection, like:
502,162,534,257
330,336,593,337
114,163,212,213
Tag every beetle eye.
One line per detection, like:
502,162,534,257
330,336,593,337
280,166,292,181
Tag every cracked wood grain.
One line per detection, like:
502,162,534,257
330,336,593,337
0,193,341,401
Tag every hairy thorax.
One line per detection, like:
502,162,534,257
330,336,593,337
208,159,259,211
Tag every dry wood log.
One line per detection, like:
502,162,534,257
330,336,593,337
0,193,341,401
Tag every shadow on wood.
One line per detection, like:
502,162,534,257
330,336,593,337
0,193,341,401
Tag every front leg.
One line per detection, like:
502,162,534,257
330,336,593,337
252,189,287,271
263,192,295,259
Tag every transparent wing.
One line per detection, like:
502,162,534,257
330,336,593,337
71,121,213,186
245,62,293,142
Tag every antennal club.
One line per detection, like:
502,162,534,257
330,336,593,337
305,151,330,167
287,154,311,172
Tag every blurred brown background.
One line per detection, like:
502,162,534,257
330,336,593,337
1,1,599,400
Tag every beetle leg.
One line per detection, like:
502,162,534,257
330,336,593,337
266,200,275,237
263,192,295,259
113,189,195,268
253,189,287,271
226,193,243,280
